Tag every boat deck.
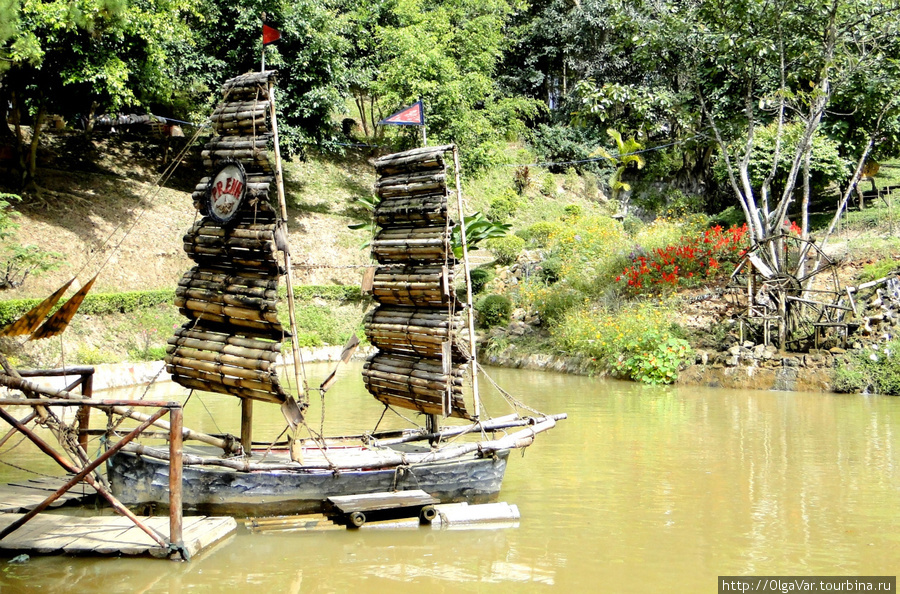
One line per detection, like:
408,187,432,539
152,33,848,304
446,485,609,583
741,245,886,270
0,514,236,558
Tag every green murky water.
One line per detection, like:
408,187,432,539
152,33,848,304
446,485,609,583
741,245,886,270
0,362,898,592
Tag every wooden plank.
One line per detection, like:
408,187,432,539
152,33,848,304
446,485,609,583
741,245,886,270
328,490,438,514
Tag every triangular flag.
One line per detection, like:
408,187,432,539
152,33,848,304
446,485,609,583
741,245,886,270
30,275,97,340
379,101,424,126
0,279,74,338
263,24,281,46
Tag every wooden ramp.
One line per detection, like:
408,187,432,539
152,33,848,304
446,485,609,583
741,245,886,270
0,514,236,559
0,476,94,513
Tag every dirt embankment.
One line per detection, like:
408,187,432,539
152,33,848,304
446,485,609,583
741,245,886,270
2,132,375,300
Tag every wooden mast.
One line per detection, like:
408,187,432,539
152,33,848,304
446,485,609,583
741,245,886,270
268,78,308,420
452,145,480,417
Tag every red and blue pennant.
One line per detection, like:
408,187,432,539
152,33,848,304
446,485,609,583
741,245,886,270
379,101,424,126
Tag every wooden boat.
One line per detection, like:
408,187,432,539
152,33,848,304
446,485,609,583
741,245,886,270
105,69,564,515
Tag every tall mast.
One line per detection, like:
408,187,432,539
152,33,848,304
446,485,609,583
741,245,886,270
268,78,307,414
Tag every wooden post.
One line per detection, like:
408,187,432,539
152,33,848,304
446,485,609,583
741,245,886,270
451,146,480,418
241,398,253,456
76,368,93,452
268,78,307,410
169,406,184,558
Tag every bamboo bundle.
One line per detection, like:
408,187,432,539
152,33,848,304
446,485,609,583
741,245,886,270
175,296,281,325
371,265,456,307
374,145,453,177
364,382,468,419
171,325,283,353
181,245,280,273
212,121,269,136
210,109,267,124
175,286,278,313
166,343,276,372
371,226,450,264
376,171,447,191
365,305,461,328
376,175,447,199
179,267,279,293
167,366,286,404
178,309,283,338
213,101,270,116
188,219,278,240
367,352,466,376
204,136,270,151
202,147,268,161
374,194,448,226
166,334,281,363
222,71,276,94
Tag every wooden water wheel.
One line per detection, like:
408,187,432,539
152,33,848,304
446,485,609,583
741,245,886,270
729,233,851,349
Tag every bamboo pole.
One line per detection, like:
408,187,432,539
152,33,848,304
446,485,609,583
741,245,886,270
168,406,184,558
268,78,307,410
0,374,231,450
452,145,480,417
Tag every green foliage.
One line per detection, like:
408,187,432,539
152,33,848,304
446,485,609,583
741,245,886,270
528,124,604,174
0,289,175,326
540,173,557,196
591,128,646,204
551,301,692,384
452,212,511,258
537,257,562,284
833,340,900,395
517,221,562,248
563,204,582,220
74,346,119,366
469,267,493,295
487,189,519,223
857,261,898,284
475,293,512,328
712,121,851,196
485,234,525,265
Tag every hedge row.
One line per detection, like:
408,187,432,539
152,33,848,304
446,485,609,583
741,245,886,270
0,285,365,326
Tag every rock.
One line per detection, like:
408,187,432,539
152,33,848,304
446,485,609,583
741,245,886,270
729,345,742,356
743,340,755,349
830,346,847,354
783,356,800,367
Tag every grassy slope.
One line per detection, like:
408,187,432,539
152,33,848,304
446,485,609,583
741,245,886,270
2,130,898,369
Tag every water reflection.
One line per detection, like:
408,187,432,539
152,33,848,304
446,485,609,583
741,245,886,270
0,363,898,592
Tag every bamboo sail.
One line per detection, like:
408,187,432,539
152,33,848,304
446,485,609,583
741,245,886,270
165,70,290,406
362,144,473,419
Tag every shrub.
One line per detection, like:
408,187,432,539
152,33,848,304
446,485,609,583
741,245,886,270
476,294,512,328
469,268,493,295
513,166,531,194
616,223,749,294
832,340,900,395
485,235,526,265
537,257,563,284
487,189,519,223
563,204,582,220
517,221,561,248
551,301,692,384
540,174,557,196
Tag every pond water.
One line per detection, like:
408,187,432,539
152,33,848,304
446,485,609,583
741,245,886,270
0,362,898,593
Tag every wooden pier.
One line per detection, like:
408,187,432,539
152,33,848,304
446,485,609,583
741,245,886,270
0,513,236,558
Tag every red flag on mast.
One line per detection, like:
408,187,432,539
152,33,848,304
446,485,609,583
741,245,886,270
379,101,424,126
263,24,281,46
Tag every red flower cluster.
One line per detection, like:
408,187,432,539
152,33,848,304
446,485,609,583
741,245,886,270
616,224,748,292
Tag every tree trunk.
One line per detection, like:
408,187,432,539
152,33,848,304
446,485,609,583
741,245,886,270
25,101,46,189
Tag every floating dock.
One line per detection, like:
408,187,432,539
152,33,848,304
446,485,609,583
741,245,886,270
0,475,93,513
0,514,236,558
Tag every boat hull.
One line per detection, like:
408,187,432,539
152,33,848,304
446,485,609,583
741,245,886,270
108,448,510,516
